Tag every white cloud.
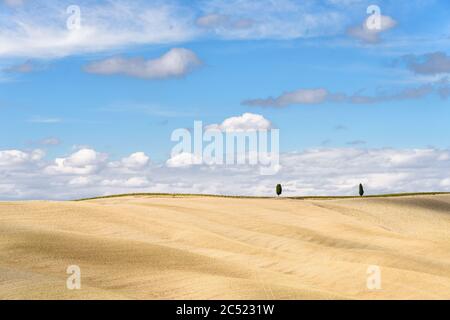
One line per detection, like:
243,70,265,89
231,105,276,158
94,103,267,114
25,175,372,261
347,15,397,44
388,149,450,166
0,149,44,167
166,152,201,168
69,176,93,186
100,177,150,188
84,48,202,79
124,177,150,187
206,113,272,132
45,148,107,175
120,152,150,169
441,178,450,187
0,0,197,59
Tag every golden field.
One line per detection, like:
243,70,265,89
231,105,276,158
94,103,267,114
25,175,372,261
1,194,450,300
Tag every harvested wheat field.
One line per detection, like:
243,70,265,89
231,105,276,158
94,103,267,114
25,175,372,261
1,194,450,300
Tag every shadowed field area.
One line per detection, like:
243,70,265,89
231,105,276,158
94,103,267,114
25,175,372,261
1,194,450,299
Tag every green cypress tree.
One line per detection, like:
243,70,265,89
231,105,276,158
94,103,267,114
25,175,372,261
359,184,364,197
276,184,282,197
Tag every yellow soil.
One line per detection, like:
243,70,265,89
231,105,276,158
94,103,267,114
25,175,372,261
1,194,449,299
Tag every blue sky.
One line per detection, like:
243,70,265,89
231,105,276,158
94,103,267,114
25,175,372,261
1,0,450,199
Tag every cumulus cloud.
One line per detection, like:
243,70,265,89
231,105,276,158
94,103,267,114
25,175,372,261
347,14,397,43
401,52,450,75
166,152,202,168
45,148,107,175
206,113,272,132
46,149,151,177
112,152,150,170
68,176,93,187
0,149,44,167
101,177,150,188
124,177,150,187
84,48,201,79
122,152,150,169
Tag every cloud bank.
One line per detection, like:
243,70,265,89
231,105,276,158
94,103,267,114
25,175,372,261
242,83,444,107
0,147,449,200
